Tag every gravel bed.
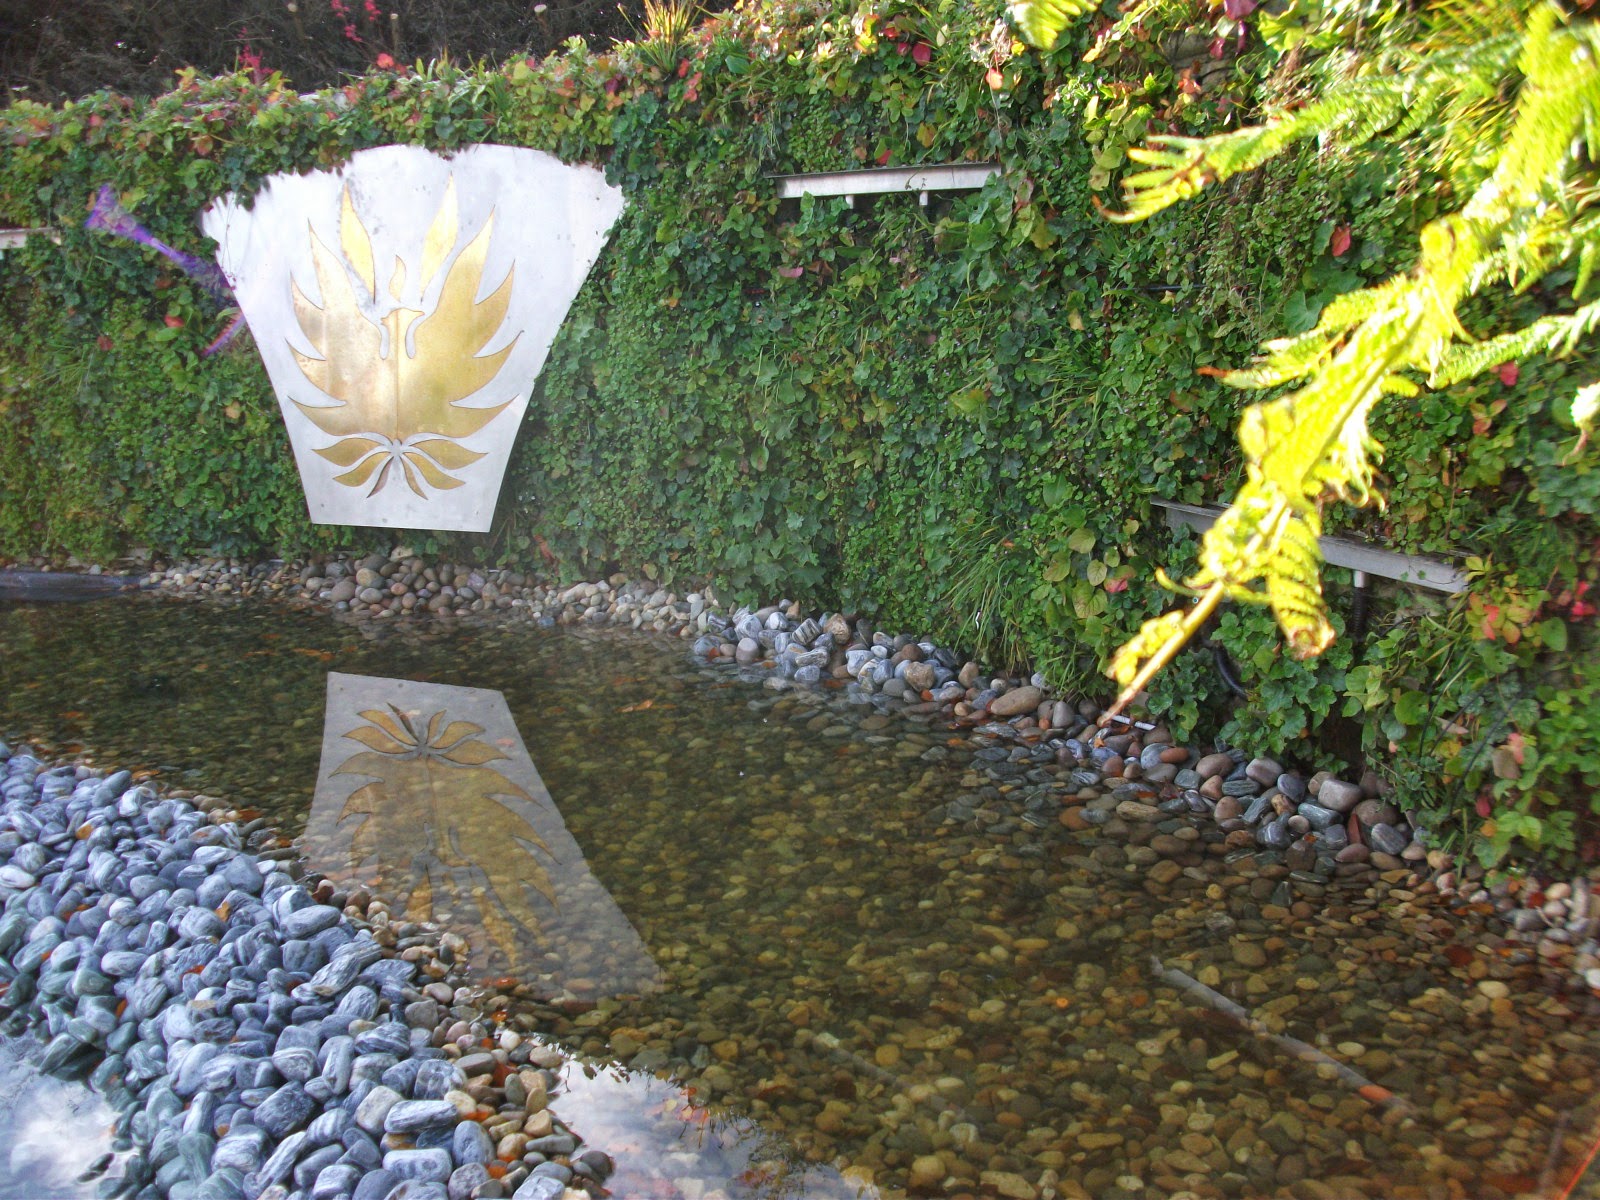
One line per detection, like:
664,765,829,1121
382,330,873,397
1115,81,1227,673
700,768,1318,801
0,741,610,1200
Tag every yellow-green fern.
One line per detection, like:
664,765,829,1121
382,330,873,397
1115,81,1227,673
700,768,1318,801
1016,0,1600,718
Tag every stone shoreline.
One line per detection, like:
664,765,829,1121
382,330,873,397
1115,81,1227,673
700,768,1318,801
0,742,611,1200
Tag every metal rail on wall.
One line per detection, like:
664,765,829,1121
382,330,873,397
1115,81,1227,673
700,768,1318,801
0,228,60,254
1154,499,1467,691
770,162,1001,208
1154,500,1468,594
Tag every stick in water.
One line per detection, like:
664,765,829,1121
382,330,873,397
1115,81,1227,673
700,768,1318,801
1149,955,1416,1120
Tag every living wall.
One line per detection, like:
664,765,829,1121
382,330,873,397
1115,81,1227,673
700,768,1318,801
0,0,1595,864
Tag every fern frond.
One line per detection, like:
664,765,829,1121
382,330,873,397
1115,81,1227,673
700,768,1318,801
1010,0,1100,52
1575,226,1600,298
1108,31,1522,221
1432,297,1600,386
1085,2,1600,720
1264,513,1336,659
1221,278,1408,391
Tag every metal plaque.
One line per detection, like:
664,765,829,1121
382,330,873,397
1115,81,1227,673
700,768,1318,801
203,145,625,532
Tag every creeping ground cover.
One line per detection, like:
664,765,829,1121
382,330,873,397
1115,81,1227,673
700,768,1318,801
0,0,1596,865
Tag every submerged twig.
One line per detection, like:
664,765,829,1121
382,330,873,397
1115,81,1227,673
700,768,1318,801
1149,955,1416,1120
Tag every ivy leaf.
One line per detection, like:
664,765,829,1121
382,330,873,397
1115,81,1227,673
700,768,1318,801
1394,690,1429,727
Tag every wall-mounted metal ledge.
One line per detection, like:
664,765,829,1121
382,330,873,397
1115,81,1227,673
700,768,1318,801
0,228,60,252
772,162,1001,208
1154,500,1467,594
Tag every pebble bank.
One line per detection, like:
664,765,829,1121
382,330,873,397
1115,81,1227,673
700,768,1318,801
0,741,611,1200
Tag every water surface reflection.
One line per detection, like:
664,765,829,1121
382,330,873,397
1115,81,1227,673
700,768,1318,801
303,671,659,997
0,1033,123,1199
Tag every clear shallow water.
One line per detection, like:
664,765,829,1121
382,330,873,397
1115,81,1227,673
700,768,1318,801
3,593,1600,1200
0,1032,124,1199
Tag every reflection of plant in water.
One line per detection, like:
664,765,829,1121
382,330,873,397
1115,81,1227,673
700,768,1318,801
335,704,556,960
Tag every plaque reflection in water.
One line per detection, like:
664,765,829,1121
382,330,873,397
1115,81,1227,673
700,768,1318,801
303,672,659,999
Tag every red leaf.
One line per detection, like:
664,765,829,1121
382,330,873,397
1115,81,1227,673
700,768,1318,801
1476,794,1493,819
163,314,185,328
1223,0,1257,14
912,41,931,65
1330,224,1351,257
1497,361,1519,386
1207,36,1227,58
777,266,803,278
677,58,691,77
876,148,890,166
1104,577,1129,593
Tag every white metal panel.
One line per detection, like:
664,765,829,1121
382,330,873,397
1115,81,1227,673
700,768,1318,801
202,145,625,533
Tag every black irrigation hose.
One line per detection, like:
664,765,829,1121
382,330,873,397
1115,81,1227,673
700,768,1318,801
1202,576,1374,698
1350,580,1373,651
1211,640,1249,698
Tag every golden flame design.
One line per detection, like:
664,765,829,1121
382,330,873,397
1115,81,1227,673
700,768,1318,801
334,704,558,960
290,180,519,497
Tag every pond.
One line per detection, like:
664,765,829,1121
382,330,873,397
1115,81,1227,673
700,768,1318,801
2,592,1598,1200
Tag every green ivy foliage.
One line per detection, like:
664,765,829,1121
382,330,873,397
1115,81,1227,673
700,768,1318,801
0,0,1594,863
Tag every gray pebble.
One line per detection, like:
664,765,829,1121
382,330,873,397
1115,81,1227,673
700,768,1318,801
382,1148,453,1183
384,1100,459,1135
254,1083,314,1139
510,1177,565,1200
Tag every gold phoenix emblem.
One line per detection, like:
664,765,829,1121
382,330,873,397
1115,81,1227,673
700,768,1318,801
291,180,518,497
335,704,557,959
